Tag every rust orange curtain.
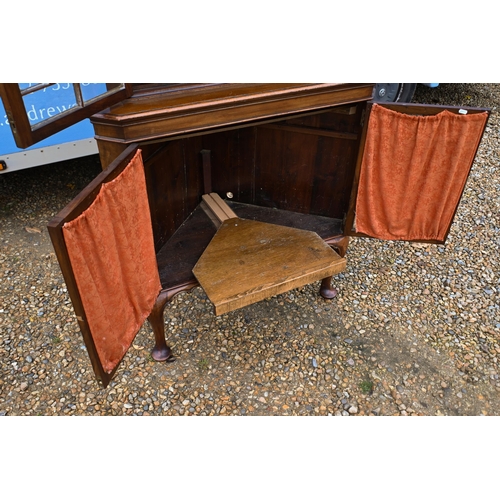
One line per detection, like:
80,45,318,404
355,104,488,242
62,150,161,373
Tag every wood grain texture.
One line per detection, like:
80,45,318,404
192,218,346,315
155,202,345,291
91,84,374,144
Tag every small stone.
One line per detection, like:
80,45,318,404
348,405,358,414
20,382,28,391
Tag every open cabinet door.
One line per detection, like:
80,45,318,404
0,83,132,149
345,102,490,243
47,144,161,387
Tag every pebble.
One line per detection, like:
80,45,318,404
1,84,500,417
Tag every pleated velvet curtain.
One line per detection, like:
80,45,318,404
355,104,488,242
62,150,161,373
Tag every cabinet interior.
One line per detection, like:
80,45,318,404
139,103,363,290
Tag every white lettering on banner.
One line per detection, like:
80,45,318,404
27,105,37,121
56,104,76,114
26,103,77,123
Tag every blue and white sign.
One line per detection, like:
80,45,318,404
0,83,108,173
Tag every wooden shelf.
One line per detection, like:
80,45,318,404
193,217,346,315
155,201,344,292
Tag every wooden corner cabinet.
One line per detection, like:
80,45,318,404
0,83,490,386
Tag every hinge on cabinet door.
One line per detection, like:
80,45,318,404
5,111,17,135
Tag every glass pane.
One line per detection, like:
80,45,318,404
20,83,78,126
18,83,126,128
80,83,124,104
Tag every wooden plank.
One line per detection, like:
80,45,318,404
193,218,346,315
201,194,231,223
201,193,238,224
209,192,238,219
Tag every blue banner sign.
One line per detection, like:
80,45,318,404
1,83,106,155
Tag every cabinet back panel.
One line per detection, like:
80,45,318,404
142,139,204,252
141,108,362,251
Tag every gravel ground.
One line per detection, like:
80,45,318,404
1,83,499,417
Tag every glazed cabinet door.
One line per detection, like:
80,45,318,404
0,83,132,148
345,102,490,244
47,143,161,387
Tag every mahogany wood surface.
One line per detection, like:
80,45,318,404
137,105,363,252
91,84,374,151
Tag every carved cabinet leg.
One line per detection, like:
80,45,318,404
318,236,349,299
320,276,338,299
147,290,173,362
147,283,199,362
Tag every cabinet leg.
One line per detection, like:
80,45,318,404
148,290,174,362
325,235,349,258
319,236,349,299
320,276,338,299
147,283,199,362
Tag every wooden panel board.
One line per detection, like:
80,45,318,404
193,218,346,315
155,201,344,291
156,205,218,289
